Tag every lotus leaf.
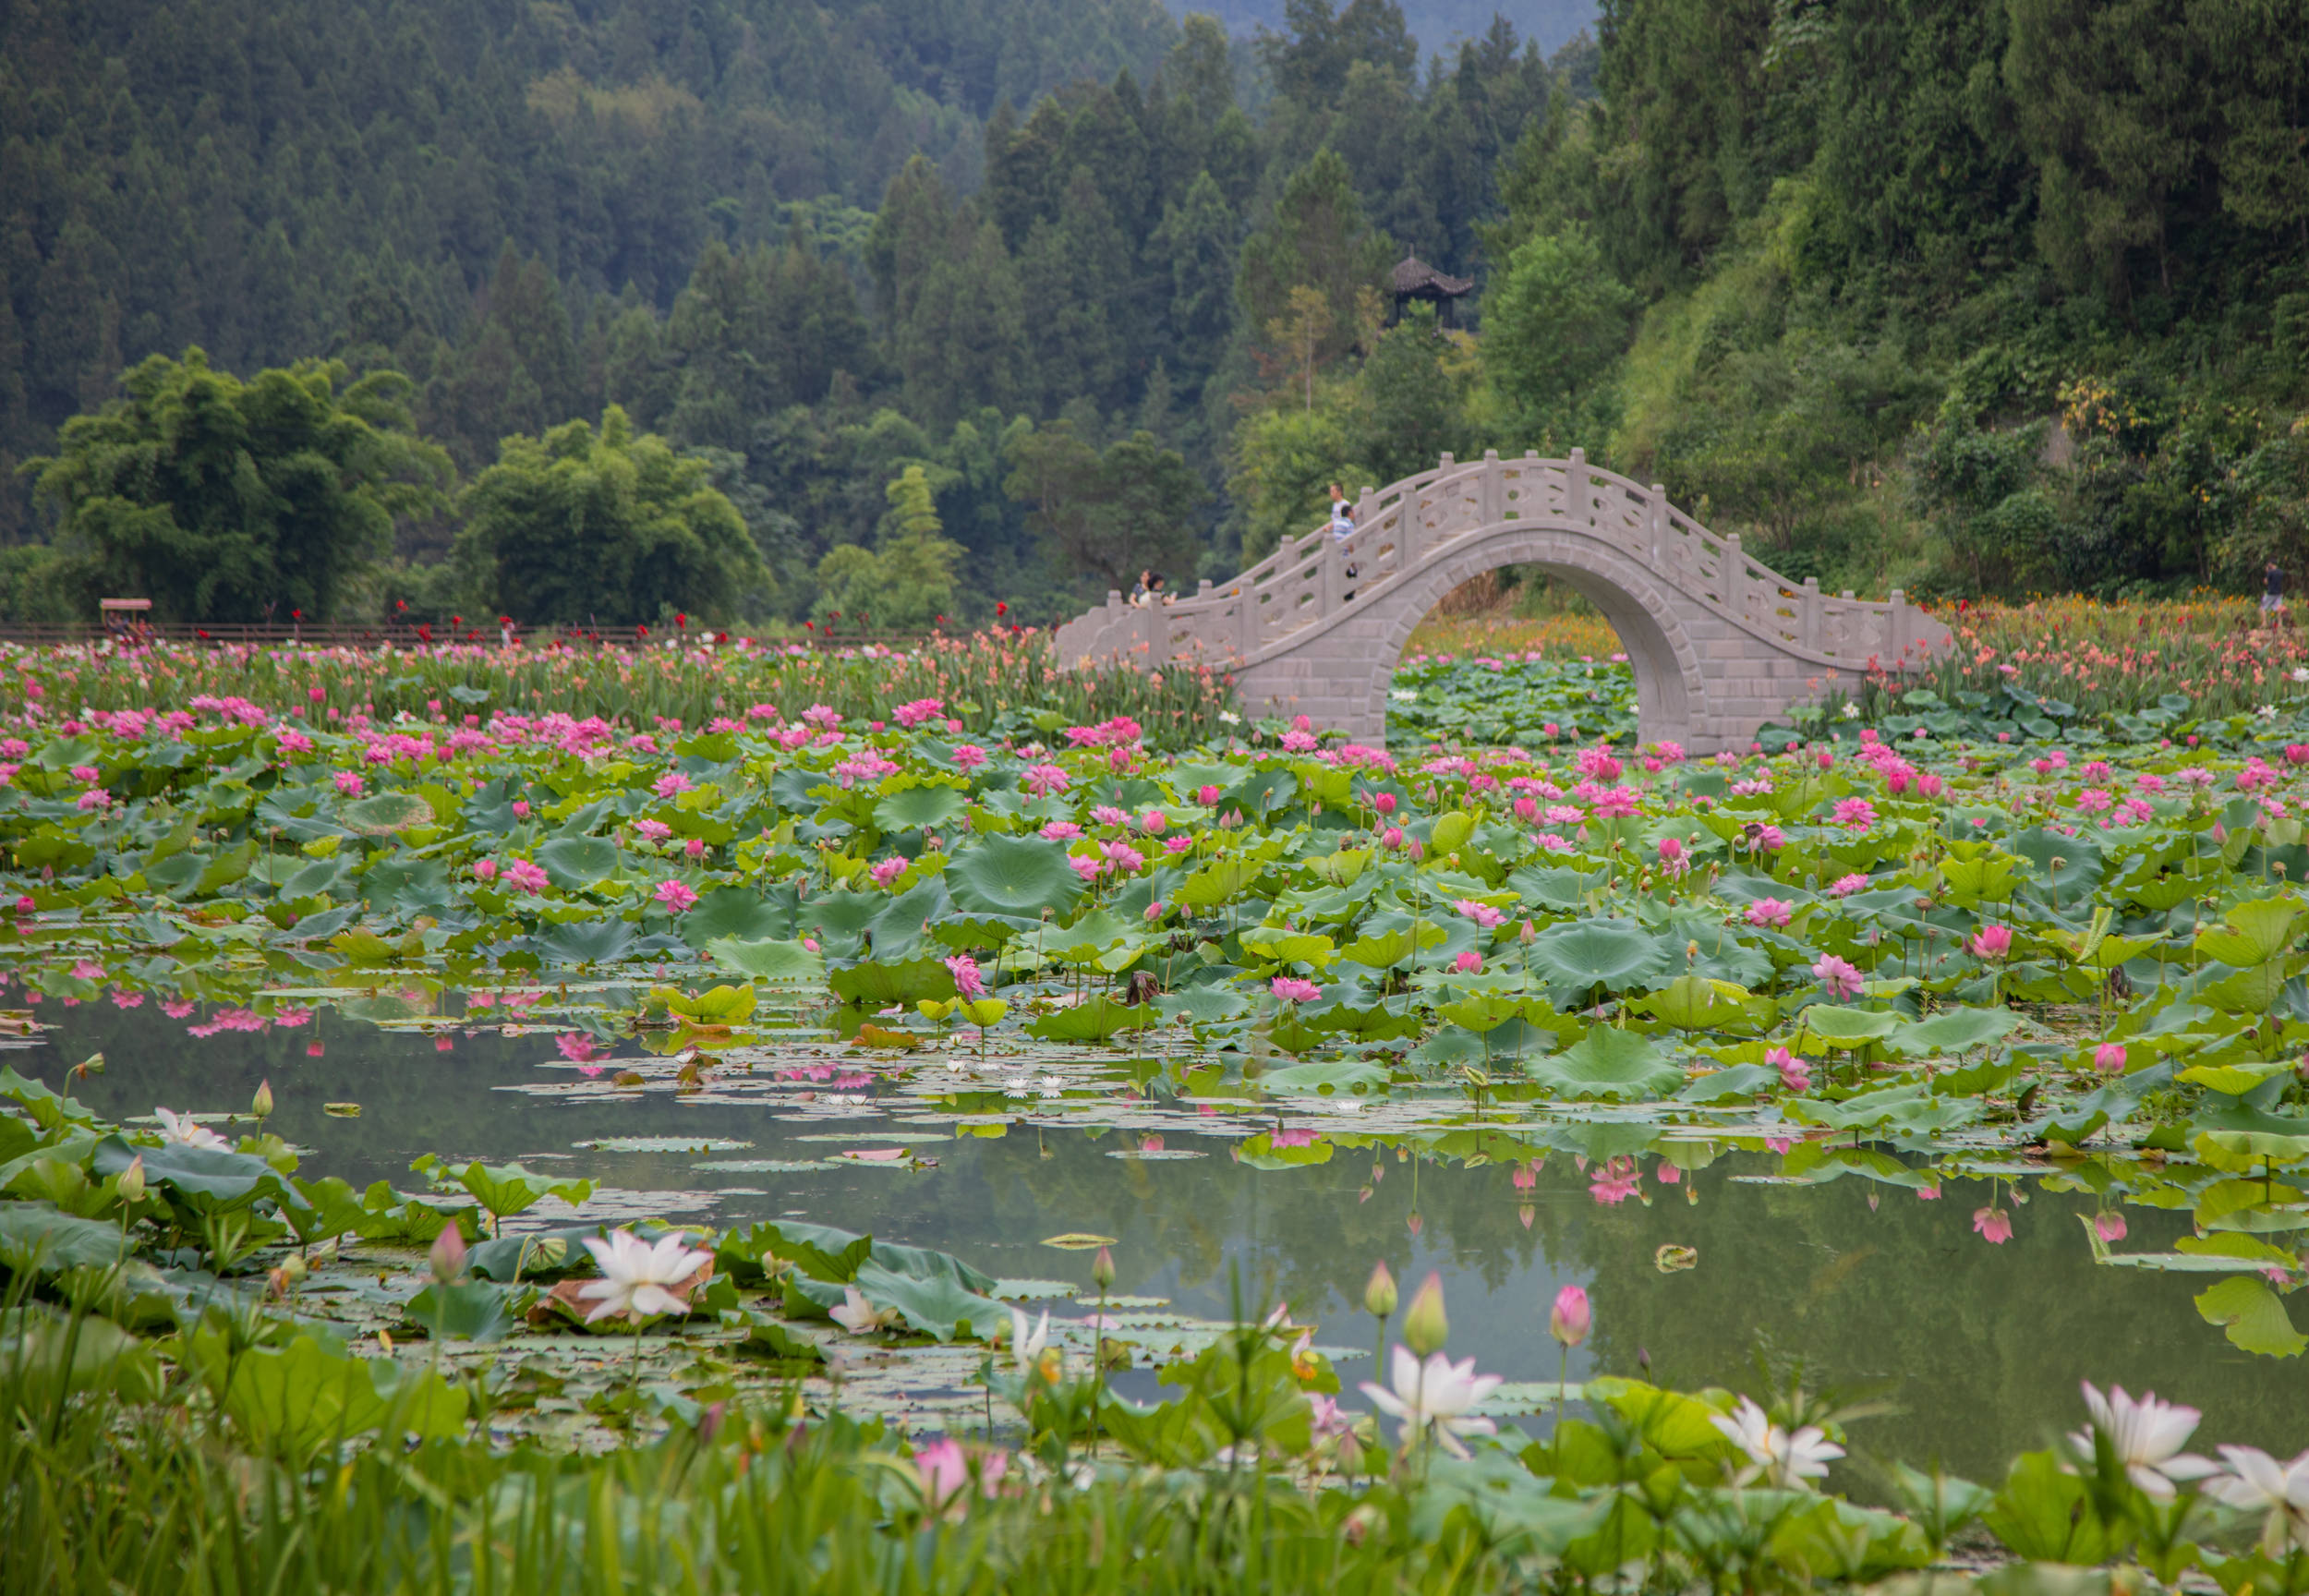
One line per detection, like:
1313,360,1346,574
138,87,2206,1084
1525,1028,1682,1100
534,836,621,889
340,792,436,836
1525,920,1666,995
945,833,1084,918
706,936,825,985
2195,1275,2308,1357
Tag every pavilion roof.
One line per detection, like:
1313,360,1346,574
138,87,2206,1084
1390,255,1472,296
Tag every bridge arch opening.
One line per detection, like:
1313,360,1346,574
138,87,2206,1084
1364,544,1704,753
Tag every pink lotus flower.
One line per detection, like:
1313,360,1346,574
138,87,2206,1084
1380,826,1405,849
556,1034,600,1063
1827,873,1868,897
2094,1042,2127,1074
1589,1156,1641,1204
472,860,499,882
1973,1207,2013,1244
1969,924,2013,960
1022,763,1070,797
912,1436,1006,1512
1811,954,1864,999
654,879,699,913
635,818,671,841
1454,899,1504,928
502,859,549,895
950,743,987,771
1746,898,1794,928
869,857,908,887
1453,950,1484,973
333,771,364,797
2094,1212,2128,1242
1270,976,1322,1003
945,955,986,998
1550,1284,1590,1347
1832,797,1877,830
652,772,694,798
1197,784,1221,806
1768,1045,1811,1093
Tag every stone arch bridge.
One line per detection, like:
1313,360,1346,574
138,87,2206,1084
1053,450,1951,754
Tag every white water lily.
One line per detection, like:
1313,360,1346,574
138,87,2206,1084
830,1285,900,1335
575,1228,711,1324
2206,1445,2309,1556
1358,1345,1503,1459
1711,1396,1844,1489
1009,1306,1050,1366
153,1107,229,1151
2069,1382,2217,1500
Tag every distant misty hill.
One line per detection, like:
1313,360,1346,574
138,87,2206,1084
1178,0,1596,54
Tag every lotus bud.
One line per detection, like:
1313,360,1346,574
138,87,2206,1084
1519,919,1536,945
251,1078,273,1119
429,1223,468,1284
278,1251,308,1288
1363,1259,1397,1319
1550,1284,1590,1348
1402,1271,1447,1355
116,1154,146,1205
1092,1245,1117,1291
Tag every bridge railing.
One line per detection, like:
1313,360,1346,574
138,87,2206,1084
1051,450,1935,670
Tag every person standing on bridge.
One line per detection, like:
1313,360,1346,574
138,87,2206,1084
2266,560,2289,631
1327,486,1359,600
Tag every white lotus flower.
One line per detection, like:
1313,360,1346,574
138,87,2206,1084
153,1107,229,1151
575,1227,711,1324
1358,1345,1503,1458
2206,1446,2309,1556
2292,668,2309,684
831,1285,899,1335
1711,1396,1844,1489
1009,1306,1049,1366
2069,1382,2217,1501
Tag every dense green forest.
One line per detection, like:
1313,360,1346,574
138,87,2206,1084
4,0,2307,628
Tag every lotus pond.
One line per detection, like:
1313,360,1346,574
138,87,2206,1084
11,641,2309,1590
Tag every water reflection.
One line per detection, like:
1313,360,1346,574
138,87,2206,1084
33,996,2309,1482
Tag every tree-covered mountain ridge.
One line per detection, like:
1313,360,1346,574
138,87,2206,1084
4,0,1585,627
10,0,2308,635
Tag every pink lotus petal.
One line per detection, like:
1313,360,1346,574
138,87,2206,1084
843,1148,909,1162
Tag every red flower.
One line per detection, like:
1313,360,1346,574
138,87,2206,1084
996,601,1009,616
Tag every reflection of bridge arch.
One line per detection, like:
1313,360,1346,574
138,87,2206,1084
1053,449,1949,754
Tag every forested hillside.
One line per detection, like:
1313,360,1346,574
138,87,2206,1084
1501,0,2309,599
6,0,2305,631
2,0,1579,626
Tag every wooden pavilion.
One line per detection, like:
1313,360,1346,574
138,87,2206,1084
1388,255,1474,328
